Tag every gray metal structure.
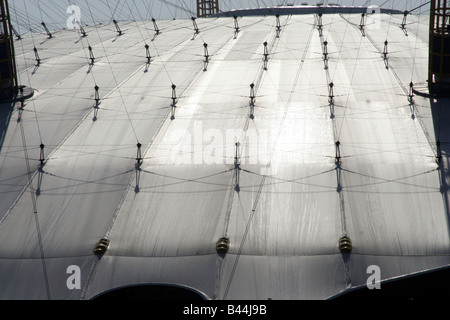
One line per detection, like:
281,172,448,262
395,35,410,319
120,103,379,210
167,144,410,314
1,5,450,300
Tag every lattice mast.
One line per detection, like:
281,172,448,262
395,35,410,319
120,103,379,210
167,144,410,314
429,0,450,93
0,0,18,99
197,0,219,18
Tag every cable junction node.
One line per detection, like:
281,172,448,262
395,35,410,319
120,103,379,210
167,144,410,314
113,19,123,36
33,47,41,66
152,18,160,34
41,22,52,38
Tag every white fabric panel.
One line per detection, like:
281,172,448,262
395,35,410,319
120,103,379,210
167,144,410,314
1,13,448,300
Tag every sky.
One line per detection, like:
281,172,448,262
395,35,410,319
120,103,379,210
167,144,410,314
8,0,429,34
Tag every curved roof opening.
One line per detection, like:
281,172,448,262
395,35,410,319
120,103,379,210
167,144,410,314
92,284,207,301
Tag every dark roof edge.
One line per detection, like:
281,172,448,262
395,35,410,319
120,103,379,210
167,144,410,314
210,6,405,17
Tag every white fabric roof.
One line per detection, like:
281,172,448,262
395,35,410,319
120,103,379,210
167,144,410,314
1,11,449,300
